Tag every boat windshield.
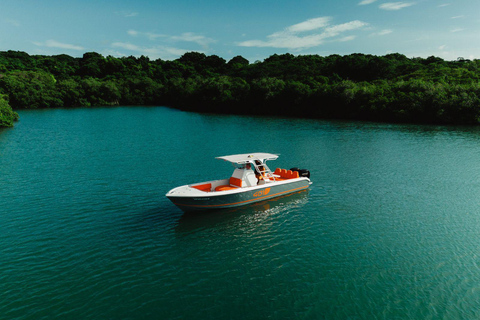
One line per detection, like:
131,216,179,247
233,163,246,169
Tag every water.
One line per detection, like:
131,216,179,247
2,106,480,319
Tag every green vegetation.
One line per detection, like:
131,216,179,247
1,50,480,127
0,94,19,128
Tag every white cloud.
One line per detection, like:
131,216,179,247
146,32,167,41
111,42,141,51
338,36,356,42
143,47,188,58
237,17,368,49
286,17,331,32
111,42,189,60
127,29,166,40
439,45,446,50
359,0,378,5
323,20,368,37
379,2,415,10
170,32,216,48
438,3,450,7
450,28,464,33
239,34,322,49
118,30,216,59
237,39,269,48
378,29,393,36
127,30,213,47
33,39,84,51
101,49,128,57
451,15,464,19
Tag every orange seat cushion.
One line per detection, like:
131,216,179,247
215,185,237,192
192,183,212,192
229,177,243,187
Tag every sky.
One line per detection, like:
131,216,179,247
0,0,479,62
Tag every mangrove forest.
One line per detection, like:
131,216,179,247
1,50,480,127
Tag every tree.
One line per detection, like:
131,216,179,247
178,52,207,65
228,55,249,67
0,70,61,108
0,94,19,127
78,52,105,77
1,50,480,126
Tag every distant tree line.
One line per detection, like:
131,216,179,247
1,50,480,127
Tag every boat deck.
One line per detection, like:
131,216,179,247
190,168,300,193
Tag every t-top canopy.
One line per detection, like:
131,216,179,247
216,153,279,164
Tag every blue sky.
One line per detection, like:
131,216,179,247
1,0,479,62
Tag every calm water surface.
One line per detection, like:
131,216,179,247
2,107,480,319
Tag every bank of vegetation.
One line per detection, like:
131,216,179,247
1,50,480,127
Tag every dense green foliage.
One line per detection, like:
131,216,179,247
0,94,19,128
1,50,480,126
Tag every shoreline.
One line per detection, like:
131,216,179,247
12,105,480,129
2,51,480,127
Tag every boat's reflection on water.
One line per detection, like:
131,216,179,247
175,189,309,234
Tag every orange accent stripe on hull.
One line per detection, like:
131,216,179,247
173,185,309,208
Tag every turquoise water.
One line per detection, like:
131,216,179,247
2,107,480,319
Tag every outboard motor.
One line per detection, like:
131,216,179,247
290,167,310,179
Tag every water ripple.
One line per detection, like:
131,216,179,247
2,108,480,319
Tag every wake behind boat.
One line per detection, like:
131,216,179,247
166,152,311,212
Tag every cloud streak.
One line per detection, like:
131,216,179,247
338,36,356,42
111,42,190,59
170,32,216,48
127,30,215,48
114,30,217,59
371,29,393,36
111,42,141,51
238,17,368,49
33,39,84,51
379,2,415,10
359,0,378,5
286,17,331,32
128,29,167,40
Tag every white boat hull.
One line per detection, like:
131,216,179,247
166,178,311,212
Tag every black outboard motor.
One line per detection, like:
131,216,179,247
290,167,310,179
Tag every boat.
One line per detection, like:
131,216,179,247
166,152,311,212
